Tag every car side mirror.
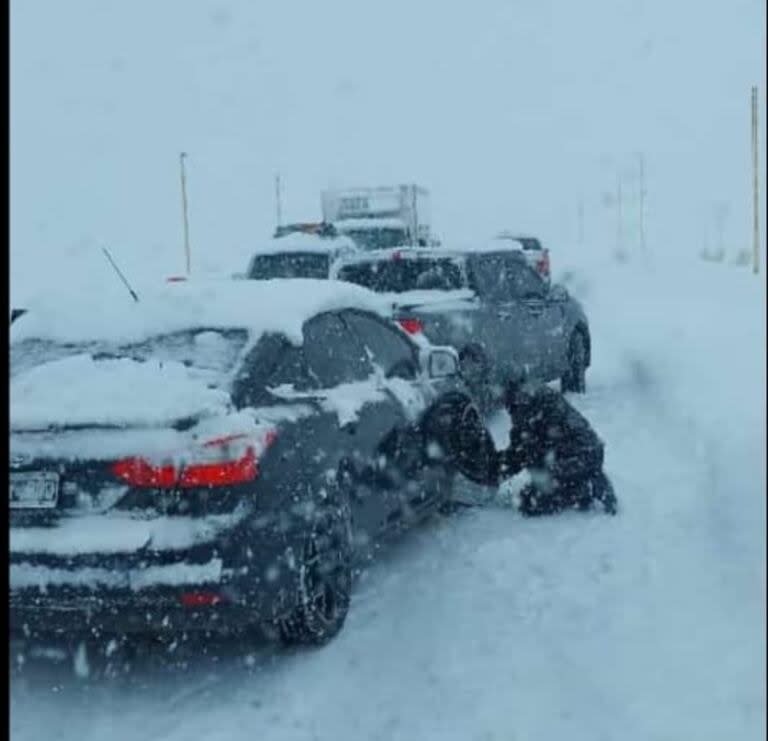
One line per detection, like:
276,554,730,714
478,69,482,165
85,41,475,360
426,348,459,378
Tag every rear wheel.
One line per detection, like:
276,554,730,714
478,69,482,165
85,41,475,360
277,493,352,647
561,332,588,393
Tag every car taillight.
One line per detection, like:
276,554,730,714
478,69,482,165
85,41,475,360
535,251,550,277
397,318,423,335
111,431,275,489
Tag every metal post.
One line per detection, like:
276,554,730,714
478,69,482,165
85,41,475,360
179,152,191,276
275,174,283,229
752,86,760,274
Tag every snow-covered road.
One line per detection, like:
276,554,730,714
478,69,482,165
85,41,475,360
10,254,766,740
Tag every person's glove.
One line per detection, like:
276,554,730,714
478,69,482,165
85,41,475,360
497,448,524,481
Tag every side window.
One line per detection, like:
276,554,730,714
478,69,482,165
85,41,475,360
231,334,309,407
303,313,373,387
503,257,548,299
469,254,510,302
342,311,418,379
470,254,546,301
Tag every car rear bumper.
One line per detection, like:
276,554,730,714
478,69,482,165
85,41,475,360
9,537,300,637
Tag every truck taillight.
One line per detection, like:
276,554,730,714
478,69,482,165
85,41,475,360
111,431,275,489
536,251,550,277
397,318,423,335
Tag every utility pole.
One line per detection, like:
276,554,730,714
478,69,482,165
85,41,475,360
275,174,283,230
179,152,191,276
752,86,760,274
638,153,646,252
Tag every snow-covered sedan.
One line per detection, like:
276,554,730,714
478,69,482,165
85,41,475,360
10,279,490,646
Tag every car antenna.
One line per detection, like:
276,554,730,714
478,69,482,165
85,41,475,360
102,247,140,303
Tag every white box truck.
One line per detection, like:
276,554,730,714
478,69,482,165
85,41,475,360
321,185,432,250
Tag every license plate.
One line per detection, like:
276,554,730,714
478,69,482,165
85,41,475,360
9,472,60,509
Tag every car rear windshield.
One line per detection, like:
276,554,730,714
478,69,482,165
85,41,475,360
11,329,249,383
342,228,407,251
337,257,463,293
247,252,331,279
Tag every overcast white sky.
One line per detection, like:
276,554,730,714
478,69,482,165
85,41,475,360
10,0,767,281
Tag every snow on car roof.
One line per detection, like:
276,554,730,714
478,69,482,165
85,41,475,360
10,278,389,346
334,217,408,231
334,243,529,266
251,232,359,256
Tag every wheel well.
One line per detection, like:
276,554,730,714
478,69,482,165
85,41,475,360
574,324,591,366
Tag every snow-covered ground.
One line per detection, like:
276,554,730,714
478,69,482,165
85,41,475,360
10,250,765,740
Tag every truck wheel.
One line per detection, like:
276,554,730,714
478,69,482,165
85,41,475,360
561,332,587,393
277,494,352,647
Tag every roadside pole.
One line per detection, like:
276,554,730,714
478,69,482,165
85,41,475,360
179,152,191,276
751,86,760,274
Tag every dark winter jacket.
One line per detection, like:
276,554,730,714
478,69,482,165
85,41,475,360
500,384,604,484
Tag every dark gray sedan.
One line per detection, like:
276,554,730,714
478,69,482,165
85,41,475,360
334,246,592,408
10,279,489,647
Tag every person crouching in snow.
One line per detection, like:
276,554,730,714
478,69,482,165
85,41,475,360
494,367,617,516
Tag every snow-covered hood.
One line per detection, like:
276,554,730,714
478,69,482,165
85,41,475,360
10,354,231,431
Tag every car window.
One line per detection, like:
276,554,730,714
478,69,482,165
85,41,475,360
470,254,547,302
11,329,249,382
247,252,331,279
303,312,373,386
337,257,463,293
231,334,310,407
504,258,548,298
342,311,417,379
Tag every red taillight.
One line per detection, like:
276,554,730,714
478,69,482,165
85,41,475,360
397,318,423,335
179,591,223,607
111,431,275,489
535,251,550,277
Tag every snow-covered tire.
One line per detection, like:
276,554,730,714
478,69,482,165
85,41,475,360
561,331,588,393
277,495,353,647
425,395,497,486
